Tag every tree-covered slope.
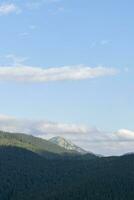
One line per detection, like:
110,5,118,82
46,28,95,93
0,131,97,159
0,131,74,157
0,146,134,200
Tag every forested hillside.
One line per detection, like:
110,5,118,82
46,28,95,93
0,131,75,157
0,131,97,159
0,145,134,200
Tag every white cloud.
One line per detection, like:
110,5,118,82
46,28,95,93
0,114,95,136
116,129,134,140
0,3,21,15
0,114,134,156
0,65,118,82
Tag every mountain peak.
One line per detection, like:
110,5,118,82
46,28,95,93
49,136,87,154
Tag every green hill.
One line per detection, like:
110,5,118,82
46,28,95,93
0,131,75,157
0,131,97,159
1,131,134,199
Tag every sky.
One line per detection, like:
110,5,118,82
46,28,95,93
0,0,134,155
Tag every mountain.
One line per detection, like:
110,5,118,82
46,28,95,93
0,131,97,159
0,146,134,199
0,131,76,158
1,130,134,199
49,136,88,154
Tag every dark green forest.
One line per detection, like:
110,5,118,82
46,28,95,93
0,131,134,200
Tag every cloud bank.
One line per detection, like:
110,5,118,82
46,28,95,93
0,114,133,156
0,65,118,82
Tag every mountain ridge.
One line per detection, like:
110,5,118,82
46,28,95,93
0,131,75,158
49,136,89,154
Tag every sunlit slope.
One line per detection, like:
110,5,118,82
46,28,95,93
0,131,73,156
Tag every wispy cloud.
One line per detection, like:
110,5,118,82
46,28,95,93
48,6,65,15
90,40,110,49
0,114,133,156
19,25,37,39
29,25,37,30
19,32,30,38
5,54,28,66
0,1,62,15
0,3,21,15
0,65,118,82
26,1,44,10
26,0,62,10
100,40,110,45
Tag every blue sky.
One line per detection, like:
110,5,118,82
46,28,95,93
0,0,133,155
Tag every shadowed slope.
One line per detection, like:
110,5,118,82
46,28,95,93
0,146,134,199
